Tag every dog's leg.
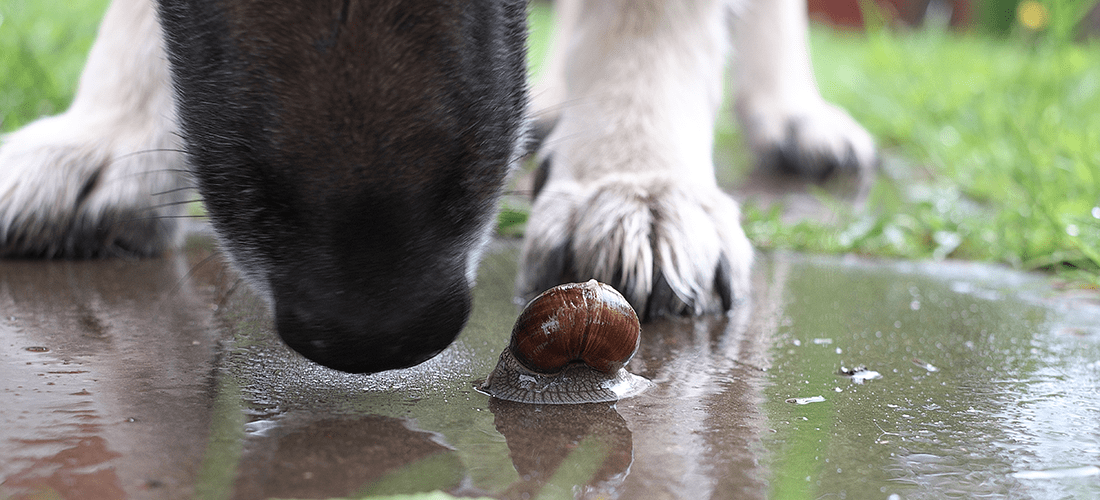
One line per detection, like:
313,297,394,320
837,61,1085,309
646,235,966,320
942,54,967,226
519,0,752,319
527,0,579,144
0,0,186,258
734,0,878,178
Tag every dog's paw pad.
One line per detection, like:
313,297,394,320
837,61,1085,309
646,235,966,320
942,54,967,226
518,176,751,320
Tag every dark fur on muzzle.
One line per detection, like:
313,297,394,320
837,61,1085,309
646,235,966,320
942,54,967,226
159,0,527,373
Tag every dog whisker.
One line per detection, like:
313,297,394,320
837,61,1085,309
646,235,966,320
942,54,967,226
161,250,222,304
144,198,204,210
112,147,187,160
150,185,201,197
121,214,208,224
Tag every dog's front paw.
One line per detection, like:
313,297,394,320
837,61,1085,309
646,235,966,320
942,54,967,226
0,115,186,258
737,94,878,179
518,173,752,320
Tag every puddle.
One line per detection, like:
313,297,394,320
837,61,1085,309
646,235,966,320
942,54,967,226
1,236,1098,499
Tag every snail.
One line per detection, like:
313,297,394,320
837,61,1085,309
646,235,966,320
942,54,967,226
480,279,652,404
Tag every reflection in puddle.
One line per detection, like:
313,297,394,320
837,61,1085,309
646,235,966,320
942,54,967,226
488,400,633,499
0,239,223,499
764,256,1100,499
3,399,124,500
232,414,462,500
2,240,1098,499
1012,465,1100,480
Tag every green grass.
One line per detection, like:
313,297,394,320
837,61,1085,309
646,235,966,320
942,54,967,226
738,24,1100,285
0,0,108,131
2,0,1098,285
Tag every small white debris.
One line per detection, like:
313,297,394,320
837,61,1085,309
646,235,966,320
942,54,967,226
837,365,882,384
912,358,939,372
786,395,826,405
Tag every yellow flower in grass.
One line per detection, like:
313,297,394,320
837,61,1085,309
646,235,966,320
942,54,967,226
1018,0,1051,31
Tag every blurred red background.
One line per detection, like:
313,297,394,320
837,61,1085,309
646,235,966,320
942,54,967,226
807,0,974,28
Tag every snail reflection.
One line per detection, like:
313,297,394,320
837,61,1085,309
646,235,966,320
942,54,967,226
480,280,652,404
488,399,634,499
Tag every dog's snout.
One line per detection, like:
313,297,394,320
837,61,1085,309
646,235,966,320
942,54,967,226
273,279,472,374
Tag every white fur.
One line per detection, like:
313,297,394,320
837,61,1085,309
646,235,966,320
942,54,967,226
2,0,875,316
522,0,877,314
0,0,185,256
734,0,878,175
521,0,752,315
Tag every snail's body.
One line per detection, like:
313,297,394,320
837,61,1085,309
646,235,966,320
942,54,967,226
482,348,650,404
480,280,651,404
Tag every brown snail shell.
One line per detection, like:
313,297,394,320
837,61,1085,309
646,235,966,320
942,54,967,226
479,280,651,404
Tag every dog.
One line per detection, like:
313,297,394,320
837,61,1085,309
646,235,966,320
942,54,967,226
0,0,876,373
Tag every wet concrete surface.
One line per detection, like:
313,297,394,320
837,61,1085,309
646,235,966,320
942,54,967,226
2,233,1099,499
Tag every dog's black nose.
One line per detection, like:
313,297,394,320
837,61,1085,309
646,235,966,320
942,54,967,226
273,280,471,374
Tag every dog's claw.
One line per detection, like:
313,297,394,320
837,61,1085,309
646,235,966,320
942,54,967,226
738,96,879,180
518,174,752,320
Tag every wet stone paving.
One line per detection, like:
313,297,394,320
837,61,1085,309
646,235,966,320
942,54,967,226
1,234,1099,499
